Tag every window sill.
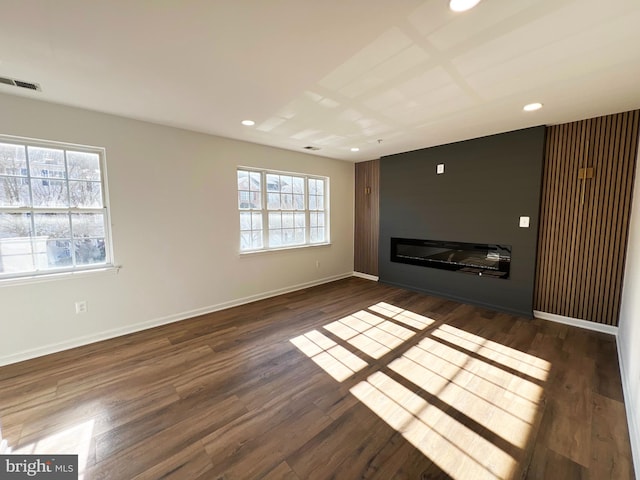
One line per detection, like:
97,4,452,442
0,265,121,287
239,243,332,256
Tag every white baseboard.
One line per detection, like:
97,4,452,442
0,272,353,367
617,340,640,480
352,271,379,281
533,310,618,335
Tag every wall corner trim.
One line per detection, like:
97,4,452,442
533,310,618,335
617,335,640,479
353,271,379,281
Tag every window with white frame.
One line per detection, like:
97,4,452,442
0,136,113,279
237,168,328,252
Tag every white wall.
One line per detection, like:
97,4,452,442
0,93,354,365
618,140,640,478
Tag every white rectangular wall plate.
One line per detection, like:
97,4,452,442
75,300,88,314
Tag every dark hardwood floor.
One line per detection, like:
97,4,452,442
0,277,633,479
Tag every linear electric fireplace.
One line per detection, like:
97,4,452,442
391,237,511,279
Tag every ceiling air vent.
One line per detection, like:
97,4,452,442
0,76,41,91
303,146,320,151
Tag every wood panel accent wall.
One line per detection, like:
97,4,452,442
354,159,379,276
535,110,640,326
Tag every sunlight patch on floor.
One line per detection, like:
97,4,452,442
324,310,415,359
350,371,515,479
290,302,550,479
290,329,368,381
432,324,551,381
389,340,543,448
368,302,435,330
8,419,94,480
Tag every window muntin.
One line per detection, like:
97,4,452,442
237,168,329,252
0,137,113,279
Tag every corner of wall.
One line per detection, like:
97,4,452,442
616,333,640,479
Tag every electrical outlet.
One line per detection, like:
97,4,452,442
75,300,88,314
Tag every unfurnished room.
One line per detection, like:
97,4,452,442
1,1,640,479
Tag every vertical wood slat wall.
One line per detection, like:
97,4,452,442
535,110,640,326
354,159,380,276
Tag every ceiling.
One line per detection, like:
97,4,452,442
1,0,640,162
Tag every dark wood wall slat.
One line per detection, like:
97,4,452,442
612,110,640,324
593,114,615,323
554,123,569,313
550,123,564,313
545,126,557,310
588,116,604,321
549,125,561,310
536,127,556,310
602,113,623,324
577,119,589,315
354,159,380,276
566,120,584,315
582,116,602,321
354,162,365,273
370,160,380,275
535,110,640,326
606,113,627,324
565,121,580,314
595,117,606,322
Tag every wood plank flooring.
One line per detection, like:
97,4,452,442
0,278,634,479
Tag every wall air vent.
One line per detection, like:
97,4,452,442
0,76,41,91
303,146,320,151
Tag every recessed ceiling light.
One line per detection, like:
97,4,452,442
241,120,255,126
523,102,543,112
350,147,360,152
449,0,482,12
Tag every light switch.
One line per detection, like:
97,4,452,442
519,216,530,228
436,163,445,174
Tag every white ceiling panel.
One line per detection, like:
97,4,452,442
0,0,639,161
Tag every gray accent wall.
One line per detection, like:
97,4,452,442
379,126,545,317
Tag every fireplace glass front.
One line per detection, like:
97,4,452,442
390,237,511,279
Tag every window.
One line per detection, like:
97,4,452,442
237,168,329,252
0,136,113,279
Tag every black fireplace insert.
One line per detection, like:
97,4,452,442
390,237,511,279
